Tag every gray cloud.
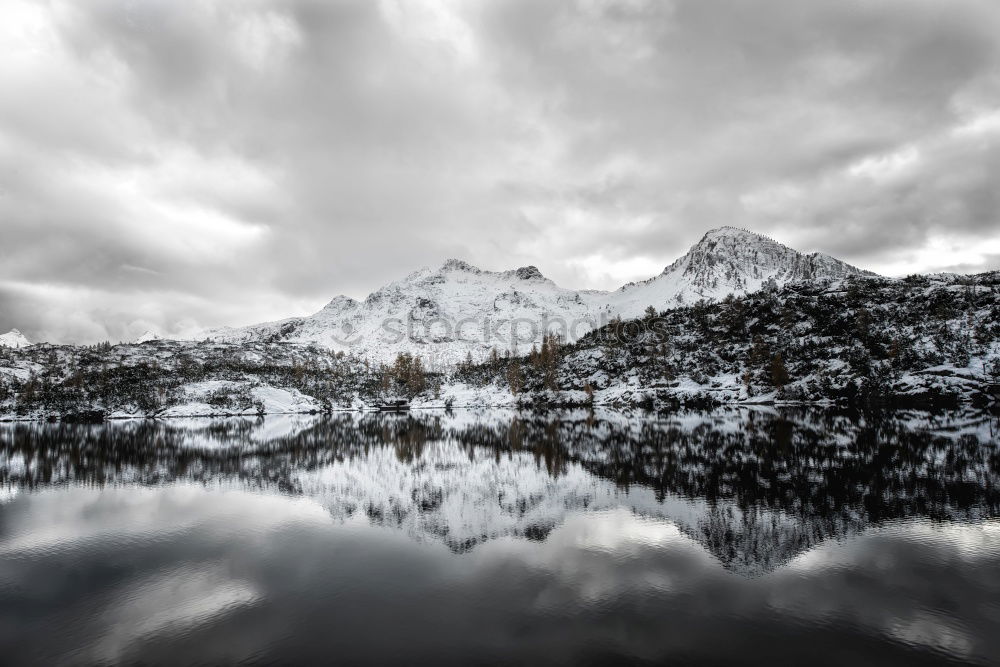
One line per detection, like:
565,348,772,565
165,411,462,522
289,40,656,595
1,0,998,343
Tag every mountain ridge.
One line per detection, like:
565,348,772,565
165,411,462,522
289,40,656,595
195,227,874,364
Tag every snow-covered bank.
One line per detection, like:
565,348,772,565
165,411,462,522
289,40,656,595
155,381,323,418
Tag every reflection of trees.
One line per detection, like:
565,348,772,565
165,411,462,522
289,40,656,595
0,415,444,492
454,410,1000,523
1,409,998,574
444,409,1000,573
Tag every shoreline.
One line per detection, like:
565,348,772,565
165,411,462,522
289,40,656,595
1,393,990,423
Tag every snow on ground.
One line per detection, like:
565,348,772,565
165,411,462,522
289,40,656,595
157,402,225,418
156,380,322,418
409,382,517,409
252,385,321,413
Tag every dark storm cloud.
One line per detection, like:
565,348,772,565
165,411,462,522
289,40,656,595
1,0,998,342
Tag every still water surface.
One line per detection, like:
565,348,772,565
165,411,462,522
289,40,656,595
1,408,998,665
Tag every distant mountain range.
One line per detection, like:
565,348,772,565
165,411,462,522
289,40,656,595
197,227,872,365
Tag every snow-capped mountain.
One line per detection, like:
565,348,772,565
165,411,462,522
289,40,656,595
0,329,31,349
606,227,873,318
202,259,607,367
133,330,162,344
199,227,873,364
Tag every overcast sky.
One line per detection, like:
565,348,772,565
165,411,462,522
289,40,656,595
2,0,999,343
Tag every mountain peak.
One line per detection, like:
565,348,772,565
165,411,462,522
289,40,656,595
0,329,32,349
510,265,545,281
441,259,481,273
322,295,359,311
609,227,873,318
699,226,773,244
134,330,161,344
439,259,548,282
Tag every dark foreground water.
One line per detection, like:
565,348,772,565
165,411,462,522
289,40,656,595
1,408,999,666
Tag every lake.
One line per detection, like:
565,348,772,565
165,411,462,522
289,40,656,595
1,408,998,665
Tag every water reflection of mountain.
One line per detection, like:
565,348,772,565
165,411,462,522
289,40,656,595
1,409,998,576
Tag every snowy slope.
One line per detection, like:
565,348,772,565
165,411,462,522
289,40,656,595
198,228,874,364
0,329,31,349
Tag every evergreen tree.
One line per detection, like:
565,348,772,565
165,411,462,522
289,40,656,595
770,353,789,389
